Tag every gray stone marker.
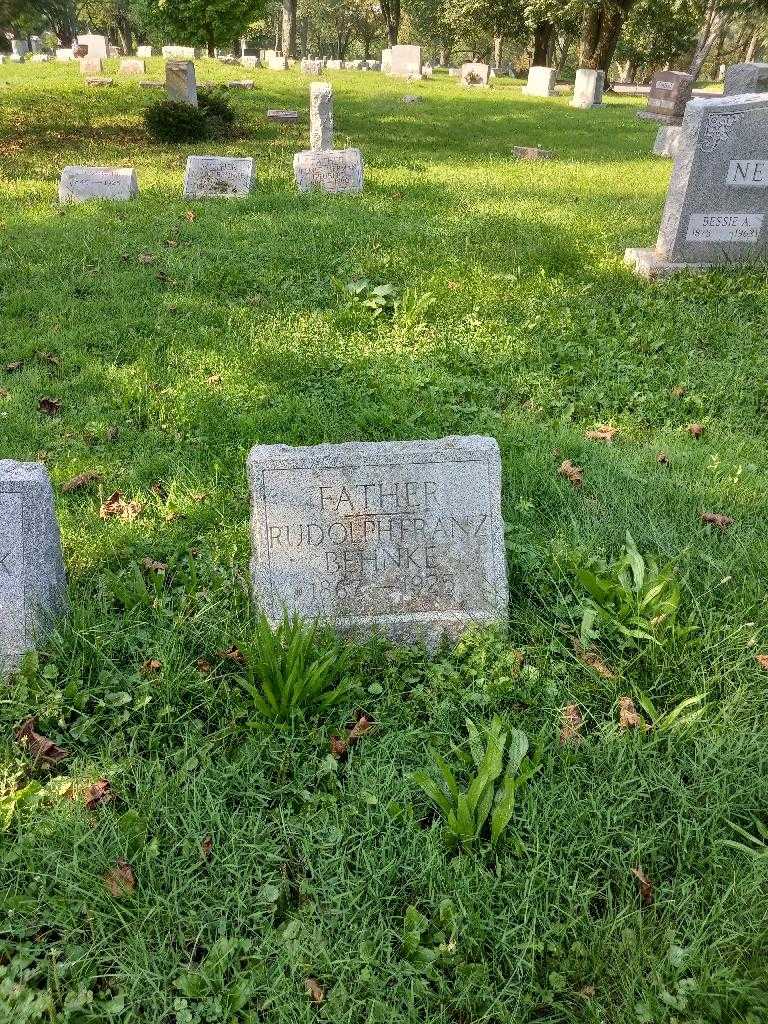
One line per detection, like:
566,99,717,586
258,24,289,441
302,57,326,74
162,45,197,59
389,45,422,78
626,93,768,277
523,65,556,97
241,55,260,68
247,436,508,647
119,58,145,75
86,77,114,87
227,80,254,89
294,148,363,193
724,62,768,95
0,462,67,676
310,82,333,151
460,62,490,87
638,71,693,125
652,124,683,158
183,155,253,197
572,68,604,108
80,56,103,75
59,166,138,203
166,60,197,105
268,109,299,123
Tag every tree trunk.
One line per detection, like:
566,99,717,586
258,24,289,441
745,27,759,63
207,31,215,58
532,21,555,65
380,0,400,46
493,33,502,68
556,32,574,76
686,0,725,81
299,17,308,57
281,0,296,58
579,0,637,72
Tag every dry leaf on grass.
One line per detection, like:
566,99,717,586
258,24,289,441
201,836,213,860
5,360,23,372
618,696,645,730
304,978,324,1005
657,452,670,466
701,511,733,531
84,779,112,810
15,718,69,764
558,460,583,487
141,658,162,674
184,210,197,222
195,658,213,673
62,470,103,493
0,388,8,399
585,425,618,443
631,866,653,906
38,396,62,416
559,704,584,745
137,253,155,264
205,374,222,386
142,557,167,573
572,640,616,679
36,351,61,366
104,858,135,897
330,735,348,759
331,711,376,759
219,645,244,664
687,423,704,438
99,491,142,521
671,386,687,398
755,654,768,670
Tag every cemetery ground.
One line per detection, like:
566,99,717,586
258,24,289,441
2,59,768,1024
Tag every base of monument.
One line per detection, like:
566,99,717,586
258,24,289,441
570,100,603,109
624,247,726,279
636,110,683,126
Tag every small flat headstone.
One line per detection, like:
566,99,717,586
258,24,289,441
246,436,508,647
59,165,138,203
86,77,114,86
513,145,554,160
140,81,164,89
119,58,145,75
227,79,254,88
402,95,421,103
293,147,363,193
0,462,67,676
183,155,254,197
79,56,103,74
625,93,768,277
267,109,299,123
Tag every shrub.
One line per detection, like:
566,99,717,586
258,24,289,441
197,88,235,127
144,90,235,143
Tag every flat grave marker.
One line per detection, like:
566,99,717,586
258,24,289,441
183,155,254,197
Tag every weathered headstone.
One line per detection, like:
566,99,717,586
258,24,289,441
166,60,197,106
246,436,508,646
29,36,43,54
268,109,300,123
80,56,103,75
59,166,138,203
119,58,145,75
183,155,253,197
523,65,556,97
140,81,164,89
638,70,693,125
293,148,363,193
266,51,288,70
310,82,333,151
11,39,29,58
136,45,153,57
76,33,108,58
625,93,768,277
162,45,197,59
513,145,555,160
389,45,422,78
55,48,73,61
381,48,392,73
0,462,67,676
460,62,490,87
302,57,326,74
724,62,768,95
652,124,683,158
86,77,114,87
326,59,343,71
448,67,461,78
241,55,260,68
31,54,49,63
227,79,254,89
571,68,604,108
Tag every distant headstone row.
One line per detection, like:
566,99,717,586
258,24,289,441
1,437,508,669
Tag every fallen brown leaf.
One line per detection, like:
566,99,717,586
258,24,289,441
205,374,222,386
0,388,8,399
585,425,618,443
62,470,103,493
137,252,155,264
36,351,61,366
755,654,768,670
38,396,62,416
104,858,135,897
618,696,644,730
558,459,583,488
573,640,616,679
579,986,596,999
330,735,348,759
184,209,197,222
141,557,167,573
141,658,162,674
631,866,653,907
201,836,213,860
15,718,69,764
657,452,670,466
671,386,687,398
195,657,213,673
5,360,23,372
559,703,584,745
304,978,324,1004
105,425,119,442
348,712,374,742
687,423,704,438
701,511,733,531
84,779,112,810
219,645,244,664
99,491,142,522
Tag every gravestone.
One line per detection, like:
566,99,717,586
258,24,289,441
268,109,299,123
183,156,253,197
86,77,114,87
302,58,325,74
136,45,153,57
266,51,288,70
523,65,556,97
166,60,197,105
246,436,508,646
625,93,768,277
0,462,67,676
422,64,433,78
76,33,108,58
381,48,392,73
326,59,342,71
119,58,145,75
30,36,43,53
56,48,73,61
389,45,422,78
724,62,768,95
461,62,490,87
513,145,555,160
31,54,49,62
293,148,363,193
448,67,461,77
80,56,103,74
241,55,260,68
11,39,29,57
59,166,138,202
310,82,333,151
571,68,604,108
162,45,197,59
638,70,693,125
653,124,683,158
227,80,254,89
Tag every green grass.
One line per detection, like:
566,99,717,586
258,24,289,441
2,60,768,1023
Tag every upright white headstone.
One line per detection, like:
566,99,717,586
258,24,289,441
389,45,422,78
76,34,108,58
460,62,490,87
136,45,153,58
310,82,333,151
247,436,508,647
166,60,197,105
571,68,604,109
523,66,556,97
293,149,363,193
119,58,145,75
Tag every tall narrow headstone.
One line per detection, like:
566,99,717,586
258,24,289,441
166,60,197,106
571,68,604,108
723,62,768,95
310,82,333,151
247,436,508,647
523,66,556,97
625,93,768,277
0,462,67,676
638,71,694,125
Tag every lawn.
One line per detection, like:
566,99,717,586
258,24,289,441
2,59,768,1023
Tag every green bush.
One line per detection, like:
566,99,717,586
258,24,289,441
144,90,235,143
